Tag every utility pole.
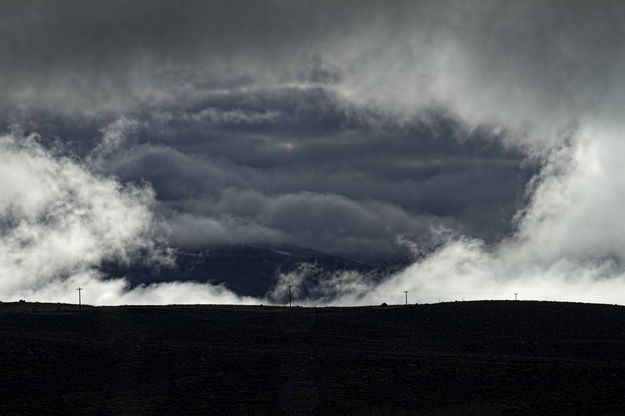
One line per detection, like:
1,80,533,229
288,285,292,307
404,291,408,305
514,292,518,301
77,287,82,311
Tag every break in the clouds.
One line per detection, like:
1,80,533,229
2,0,625,304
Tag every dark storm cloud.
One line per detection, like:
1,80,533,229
166,191,441,259
83,88,534,259
3,0,581,260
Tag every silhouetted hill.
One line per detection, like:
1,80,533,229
2,300,625,415
101,244,403,298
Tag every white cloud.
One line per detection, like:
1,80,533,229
0,131,254,305
319,125,625,306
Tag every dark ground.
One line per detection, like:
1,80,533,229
1,300,625,415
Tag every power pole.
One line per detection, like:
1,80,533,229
514,292,518,301
404,291,408,305
77,287,82,311
288,285,292,307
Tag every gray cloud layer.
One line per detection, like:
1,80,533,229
3,0,624,128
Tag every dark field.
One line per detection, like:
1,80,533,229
2,301,625,415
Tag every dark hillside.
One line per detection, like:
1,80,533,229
100,245,399,298
1,301,625,415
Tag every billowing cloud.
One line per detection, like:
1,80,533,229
287,126,625,306
0,130,254,305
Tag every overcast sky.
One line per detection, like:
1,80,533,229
3,0,625,304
